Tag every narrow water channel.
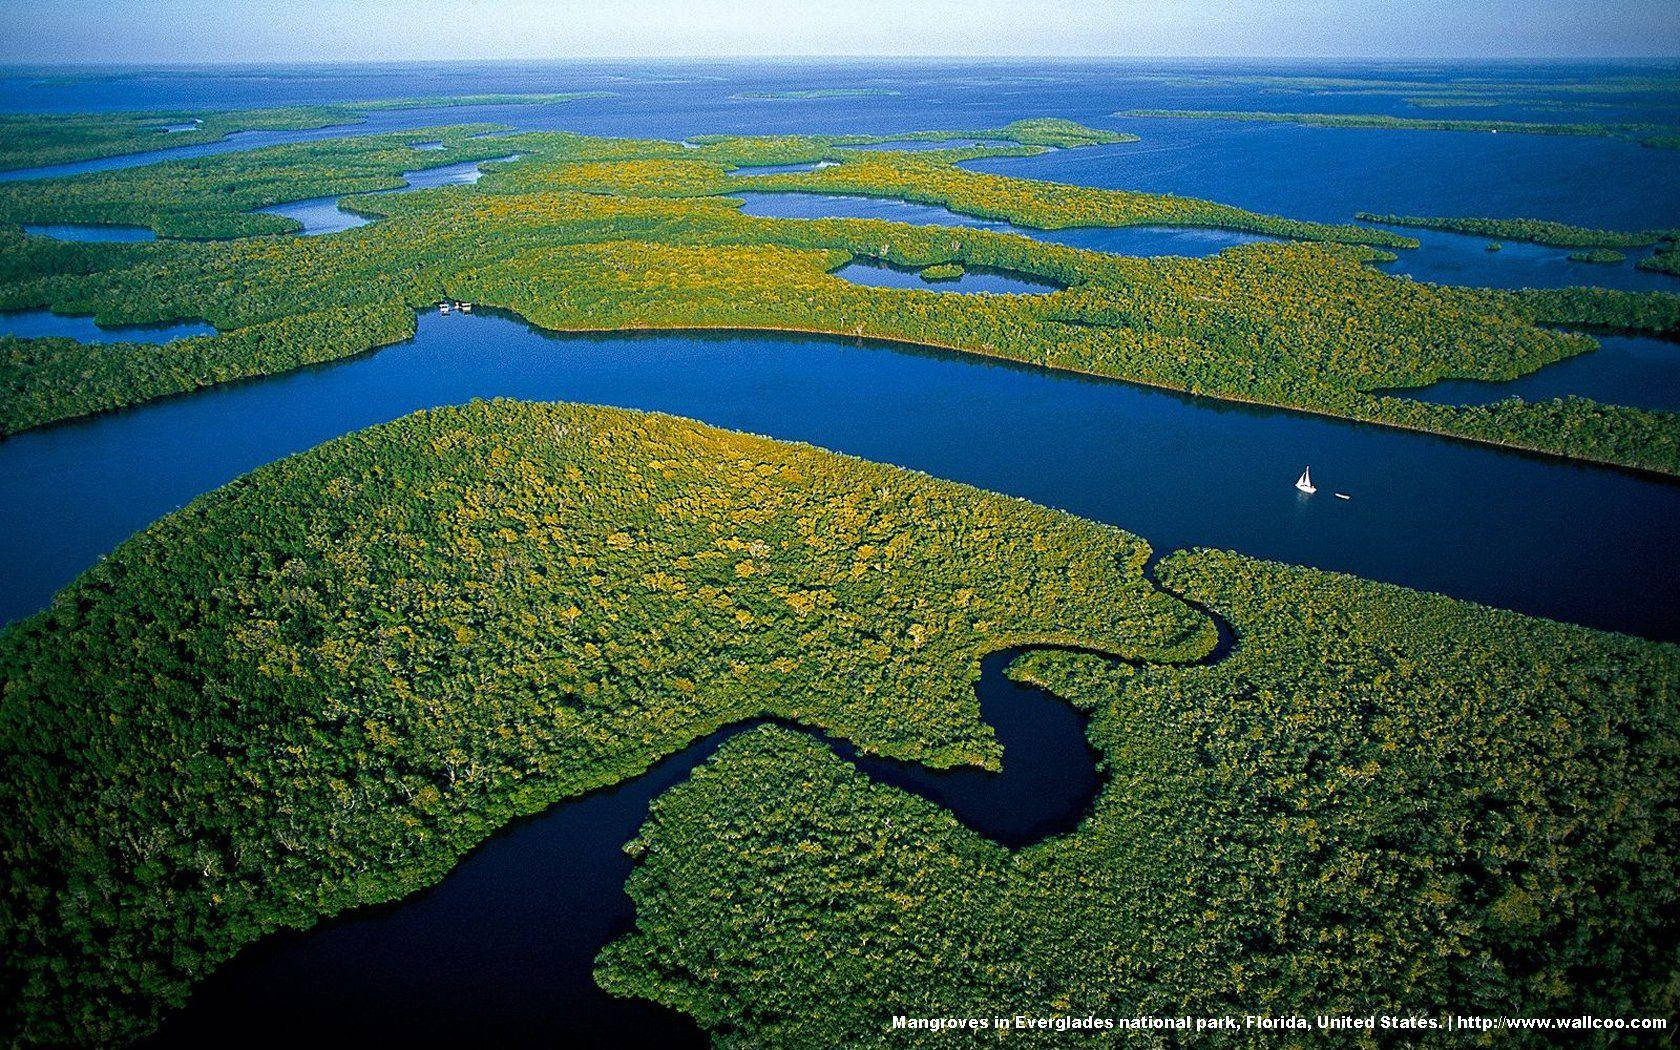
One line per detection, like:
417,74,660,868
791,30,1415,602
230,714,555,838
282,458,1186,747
147,641,1177,1047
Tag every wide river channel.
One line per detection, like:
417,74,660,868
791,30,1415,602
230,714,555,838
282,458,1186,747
3,300,1676,1048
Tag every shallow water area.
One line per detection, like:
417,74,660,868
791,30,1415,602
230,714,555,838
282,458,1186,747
1373,228,1679,293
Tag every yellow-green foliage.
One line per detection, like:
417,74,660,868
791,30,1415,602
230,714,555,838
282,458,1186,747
0,399,1210,1046
2,120,1678,473
599,550,1680,1046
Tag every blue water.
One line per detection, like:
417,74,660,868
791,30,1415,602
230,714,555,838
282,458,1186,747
840,138,1008,151
834,259,1060,294
1370,228,1678,294
258,154,519,235
0,308,214,343
3,310,1676,643
966,119,1680,235
1391,334,1680,414
731,190,1276,257
256,195,372,236
21,222,155,242
4,60,1680,1042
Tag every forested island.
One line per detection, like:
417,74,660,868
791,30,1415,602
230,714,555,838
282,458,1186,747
2,111,1678,472
1118,108,1680,149
0,93,612,172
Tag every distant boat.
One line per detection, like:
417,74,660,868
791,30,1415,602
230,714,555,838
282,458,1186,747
459,302,473,313
438,302,451,315
1295,467,1317,495
1335,492,1351,500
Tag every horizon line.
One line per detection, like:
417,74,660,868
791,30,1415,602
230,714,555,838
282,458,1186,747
4,54,1680,69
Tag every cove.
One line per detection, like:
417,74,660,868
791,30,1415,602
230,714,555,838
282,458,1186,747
145,645,1130,1047
834,258,1061,293
730,189,1275,257
258,153,519,235
1386,334,1680,415
2,309,1678,642
0,308,215,344
1370,228,1679,294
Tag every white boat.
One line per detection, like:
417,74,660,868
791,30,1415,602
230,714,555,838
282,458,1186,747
1335,492,1351,500
438,302,451,315
459,302,473,313
1295,467,1317,494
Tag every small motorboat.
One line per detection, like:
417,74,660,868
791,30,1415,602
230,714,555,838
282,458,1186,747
1335,492,1351,500
1295,467,1317,495
438,301,451,315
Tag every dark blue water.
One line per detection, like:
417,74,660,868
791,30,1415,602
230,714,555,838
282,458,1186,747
1391,334,1680,414
21,222,155,242
5,60,1680,1043
834,259,1060,294
149,648,1102,1048
3,309,1676,642
0,308,214,343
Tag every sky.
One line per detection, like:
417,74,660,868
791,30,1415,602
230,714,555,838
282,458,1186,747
1,0,1677,64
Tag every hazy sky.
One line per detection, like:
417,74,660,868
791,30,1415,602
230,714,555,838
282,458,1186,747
2,0,1677,64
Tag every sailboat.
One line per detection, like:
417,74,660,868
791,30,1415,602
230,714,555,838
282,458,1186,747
1295,467,1317,494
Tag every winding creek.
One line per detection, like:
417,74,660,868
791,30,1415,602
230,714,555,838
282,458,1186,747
5,67,1680,1045
5,311,1675,1038
149,640,1204,1046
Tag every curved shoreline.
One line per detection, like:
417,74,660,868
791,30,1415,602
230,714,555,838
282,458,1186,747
152,589,1238,1044
485,317,1680,482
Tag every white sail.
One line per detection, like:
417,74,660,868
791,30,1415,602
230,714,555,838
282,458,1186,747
1295,467,1316,494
